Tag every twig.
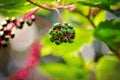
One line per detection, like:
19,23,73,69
53,8,63,25
109,46,120,62
27,0,53,11
27,0,96,28
71,9,96,28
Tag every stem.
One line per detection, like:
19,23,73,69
109,47,120,61
87,17,96,28
53,8,63,25
72,9,96,28
27,0,53,11
87,7,92,18
23,7,40,20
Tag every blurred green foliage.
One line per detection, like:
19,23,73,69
77,0,120,17
94,20,120,51
0,0,35,16
41,63,90,80
96,55,120,80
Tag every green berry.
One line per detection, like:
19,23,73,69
50,37,55,42
4,38,9,41
62,25,67,29
17,25,23,29
26,20,32,26
71,34,75,39
53,23,61,29
61,29,66,34
51,31,57,36
11,34,15,39
67,29,74,34
62,37,68,43
49,29,54,34
55,40,61,45
57,31,63,37
63,23,68,26
68,39,74,43
68,26,73,29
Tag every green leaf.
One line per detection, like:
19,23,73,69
34,0,57,4
60,0,77,5
76,1,120,17
93,11,106,26
94,20,120,51
92,0,120,5
96,55,120,80
41,63,89,80
0,0,35,16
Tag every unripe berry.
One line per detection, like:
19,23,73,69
62,25,67,29
55,40,61,45
71,34,75,39
0,35,5,40
57,31,63,37
61,29,66,34
62,37,68,43
53,23,61,30
49,29,54,34
68,25,73,29
26,20,32,26
64,23,68,26
50,37,55,42
4,30,9,35
67,29,74,34
51,31,57,39
4,38,9,41
11,34,15,39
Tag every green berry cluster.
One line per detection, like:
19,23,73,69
49,23,75,45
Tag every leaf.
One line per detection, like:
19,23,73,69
34,0,57,5
0,0,35,16
92,0,120,5
76,1,120,17
62,53,86,68
94,20,120,51
60,0,77,5
96,55,120,80
93,11,106,26
41,63,89,80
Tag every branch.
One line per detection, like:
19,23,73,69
27,0,53,11
70,9,96,28
53,8,63,25
27,0,96,28
109,46,120,62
